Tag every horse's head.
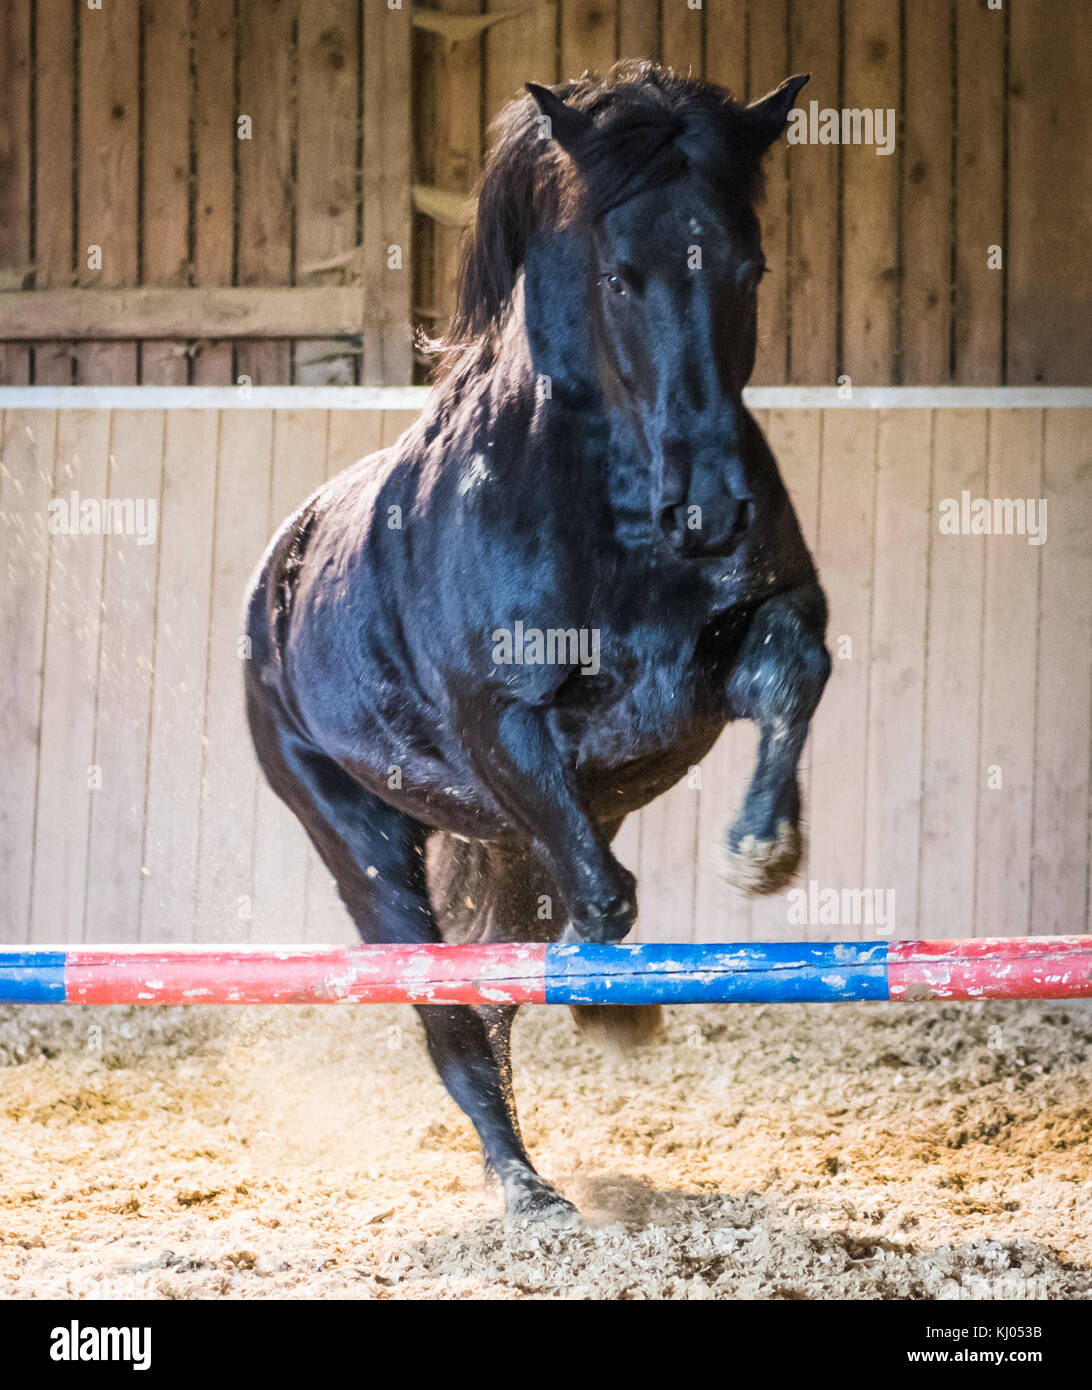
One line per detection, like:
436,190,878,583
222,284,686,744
439,66,807,559
521,69,807,558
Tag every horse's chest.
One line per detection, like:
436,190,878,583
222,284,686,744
557,620,721,770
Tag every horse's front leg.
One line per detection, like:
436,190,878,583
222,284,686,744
460,699,637,942
721,580,831,894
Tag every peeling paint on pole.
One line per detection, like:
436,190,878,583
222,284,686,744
1,938,1090,1007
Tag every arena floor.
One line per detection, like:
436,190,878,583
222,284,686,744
1,997,1090,1299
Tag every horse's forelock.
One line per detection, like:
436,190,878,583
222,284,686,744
437,68,766,356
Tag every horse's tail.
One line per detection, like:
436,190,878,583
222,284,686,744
568,1003,663,1050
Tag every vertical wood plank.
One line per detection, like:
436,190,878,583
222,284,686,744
430,4,484,336
1007,0,1092,384
83,411,165,940
1030,411,1091,934
379,408,420,448
0,0,32,384
637,776,700,943
0,411,56,939
778,409,823,556
862,410,931,937
252,411,327,940
195,411,274,939
660,0,702,77
29,411,110,943
327,409,383,475
807,410,877,919
748,0,790,385
704,0,744,95
900,0,952,384
918,409,986,939
192,0,236,386
953,0,1004,386
139,411,219,941
328,408,383,474
296,1,361,385
362,0,413,384
561,0,617,80
785,0,839,384
486,0,558,117
77,0,139,384
412,9,438,355
840,0,899,384
618,0,660,66
974,410,1042,936
236,0,297,387
32,0,76,384
141,0,193,385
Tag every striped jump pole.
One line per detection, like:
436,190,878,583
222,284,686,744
1,937,1090,1007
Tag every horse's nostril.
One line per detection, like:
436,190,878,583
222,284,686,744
658,504,688,548
659,498,754,555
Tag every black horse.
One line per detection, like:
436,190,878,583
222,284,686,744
245,63,830,1221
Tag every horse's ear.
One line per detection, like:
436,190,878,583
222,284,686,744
744,73,809,149
525,82,594,158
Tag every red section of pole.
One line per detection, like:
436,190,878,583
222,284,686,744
888,936,1092,1001
64,943,549,1006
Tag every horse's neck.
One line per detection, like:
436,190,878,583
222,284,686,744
447,279,652,540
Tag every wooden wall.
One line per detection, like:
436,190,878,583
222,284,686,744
0,0,413,387
3,404,1088,946
1,1,1089,387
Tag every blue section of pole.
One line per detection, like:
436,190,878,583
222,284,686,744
0,950,68,1003
543,941,891,1004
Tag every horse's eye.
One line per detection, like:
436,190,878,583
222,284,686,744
601,273,626,297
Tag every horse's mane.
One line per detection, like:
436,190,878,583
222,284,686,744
430,61,771,367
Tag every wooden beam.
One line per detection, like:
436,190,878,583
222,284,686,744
0,288,367,340
0,385,1087,412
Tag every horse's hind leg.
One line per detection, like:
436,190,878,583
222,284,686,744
721,580,831,894
246,688,576,1223
426,836,541,1190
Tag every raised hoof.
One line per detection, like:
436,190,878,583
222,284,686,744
570,1003,663,1050
720,819,802,895
502,1172,580,1226
563,884,637,944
